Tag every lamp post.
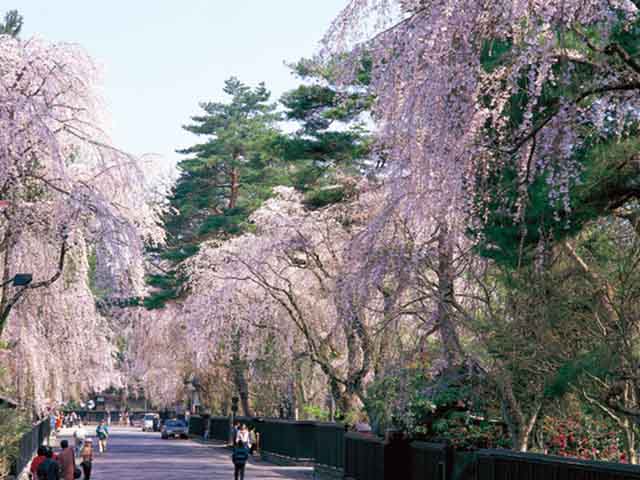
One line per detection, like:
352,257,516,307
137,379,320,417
184,375,201,415
230,395,239,445
1,274,33,288
185,381,195,413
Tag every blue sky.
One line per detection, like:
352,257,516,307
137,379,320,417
17,0,347,167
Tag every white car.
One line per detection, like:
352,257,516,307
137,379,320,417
142,413,159,432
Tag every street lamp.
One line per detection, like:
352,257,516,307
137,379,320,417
184,375,201,414
230,395,239,445
1,273,32,288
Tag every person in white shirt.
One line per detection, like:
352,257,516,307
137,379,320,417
236,424,251,448
73,422,87,454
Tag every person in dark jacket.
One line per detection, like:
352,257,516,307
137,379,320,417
36,448,59,480
231,440,250,480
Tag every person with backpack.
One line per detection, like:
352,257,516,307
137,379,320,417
30,446,47,479
231,440,250,480
36,448,59,480
96,420,109,454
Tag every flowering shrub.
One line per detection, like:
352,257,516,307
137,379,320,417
429,413,510,451
542,416,626,462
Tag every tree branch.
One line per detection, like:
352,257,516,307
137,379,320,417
0,236,68,334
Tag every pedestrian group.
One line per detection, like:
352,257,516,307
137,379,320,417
31,415,108,479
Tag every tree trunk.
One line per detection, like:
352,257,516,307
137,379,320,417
0,235,12,329
228,168,239,209
622,419,638,464
328,378,361,420
498,373,541,452
436,223,463,366
337,390,360,418
327,390,336,422
232,359,251,417
231,336,252,417
375,289,395,377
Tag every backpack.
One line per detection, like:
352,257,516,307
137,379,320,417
232,447,249,466
37,459,54,480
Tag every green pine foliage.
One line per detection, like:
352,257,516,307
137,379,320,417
146,78,284,308
0,10,23,37
146,60,372,308
280,57,372,198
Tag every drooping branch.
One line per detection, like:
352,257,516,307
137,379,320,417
0,235,68,334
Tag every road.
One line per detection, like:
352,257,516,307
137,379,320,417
56,427,312,480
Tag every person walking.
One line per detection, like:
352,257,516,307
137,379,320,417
231,422,240,445
30,446,47,479
48,411,57,446
36,448,59,480
79,438,93,480
73,423,86,455
249,427,257,455
57,440,75,480
96,420,109,454
231,440,250,480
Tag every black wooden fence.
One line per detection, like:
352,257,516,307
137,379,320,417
208,416,231,441
11,419,50,476
258,419,316,461
410,441,451,480
476,449,640,480
314,422,345,471
344,432,386,480
187,415,640,480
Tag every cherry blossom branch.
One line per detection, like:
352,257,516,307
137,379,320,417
0,235,68,334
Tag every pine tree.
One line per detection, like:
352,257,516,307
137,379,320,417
0,10,23,37
280,57,373,207
146,78,283,308
146,67,373,308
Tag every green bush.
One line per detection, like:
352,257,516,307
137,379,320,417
303,187,345,208
302,404,331,421
0,408,28,477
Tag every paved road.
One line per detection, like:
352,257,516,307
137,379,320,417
56,427,311,480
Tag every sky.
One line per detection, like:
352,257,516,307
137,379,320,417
16,0,348,168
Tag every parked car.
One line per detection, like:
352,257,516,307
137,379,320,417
142,413,159,432
161,419,188,439
130,413,145,428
